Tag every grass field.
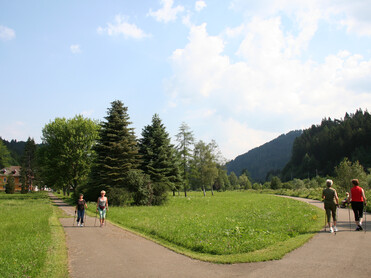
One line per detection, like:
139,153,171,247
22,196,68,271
88,191,324,263
0,192,68,278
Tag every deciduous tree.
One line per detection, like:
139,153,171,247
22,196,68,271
41,115,99,196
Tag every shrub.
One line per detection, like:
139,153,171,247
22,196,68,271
5,176,15,194
125,170,154,206
108,187,132,206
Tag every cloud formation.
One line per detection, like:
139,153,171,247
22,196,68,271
70,44,81,54
97,15,151,39
148,0,185,23
195,1,207,12
0,25,15,41
166,4,371,159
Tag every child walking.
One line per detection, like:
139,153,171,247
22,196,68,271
76,193,88,227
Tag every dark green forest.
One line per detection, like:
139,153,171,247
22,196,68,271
226,130,302,182
282,109,371,181
1,138,26,165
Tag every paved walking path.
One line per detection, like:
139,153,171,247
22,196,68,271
50,194,371,278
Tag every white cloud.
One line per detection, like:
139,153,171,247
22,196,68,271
218,118,279,160
195,1,207,12
148,0,185,23
0,25,15,41
70,44,81,54
97,15,151,39
166,19,371,159
228,0,371,37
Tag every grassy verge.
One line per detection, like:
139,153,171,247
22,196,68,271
0,192,69,277
87,191,324,263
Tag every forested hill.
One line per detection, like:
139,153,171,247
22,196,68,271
226,130,302,182
281,109,371,181
0,138,27,165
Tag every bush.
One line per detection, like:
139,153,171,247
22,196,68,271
125,170,154,206
5,176,15,194
108,187,132,206
270,176,282,189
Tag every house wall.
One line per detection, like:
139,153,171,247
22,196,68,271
0,166,22,191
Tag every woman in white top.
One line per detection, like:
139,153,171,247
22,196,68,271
97,190,109,227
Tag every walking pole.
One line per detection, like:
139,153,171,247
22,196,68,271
105,209,107,227
364,202,367,233
335,206,339,235
84,209,87,227
324,209,327,232
94,209,98,227
73,211,77,226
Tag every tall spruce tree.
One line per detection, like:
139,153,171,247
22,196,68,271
139,114,179,205
86,100,140,200
20,137,37,193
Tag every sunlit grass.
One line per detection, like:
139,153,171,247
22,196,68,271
0,192,68,277
88,191,324,263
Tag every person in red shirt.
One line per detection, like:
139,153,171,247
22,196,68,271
348,179,367,231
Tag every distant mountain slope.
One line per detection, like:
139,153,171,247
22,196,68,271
0,138,27,165
281,109,371,180
226,130,302,182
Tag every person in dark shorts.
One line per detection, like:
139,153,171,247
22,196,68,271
348,179,367,231
322,179,339,233
76,193,88,227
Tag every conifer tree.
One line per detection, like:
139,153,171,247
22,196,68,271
86,100,140,200
175,122,194,197
20,137,37,193
0,140,11,169
139,114,179,205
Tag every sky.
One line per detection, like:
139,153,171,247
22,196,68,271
1,0,371,160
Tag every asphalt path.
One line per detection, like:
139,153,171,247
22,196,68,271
50,194,371,278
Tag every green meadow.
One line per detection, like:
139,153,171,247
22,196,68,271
88,191,324,263
0,192,68,278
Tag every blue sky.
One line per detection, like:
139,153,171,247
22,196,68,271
1,0,371,160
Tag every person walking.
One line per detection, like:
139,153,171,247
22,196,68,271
348,179,367,231
322,179,339,233
97,190,109,227
76,193,88,227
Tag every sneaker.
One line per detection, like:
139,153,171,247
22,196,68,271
329,227,334,233
358,225,363,231
81,223,84,227
355,226,361,231
334,226,338,232
77,222,80,227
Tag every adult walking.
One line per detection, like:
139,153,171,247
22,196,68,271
97,190,109,227
322,179,339,233
348,179,367,231
76,193,88,227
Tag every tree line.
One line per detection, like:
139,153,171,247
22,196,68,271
282,109,371,181
1,100,229,205
2,106,370,203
